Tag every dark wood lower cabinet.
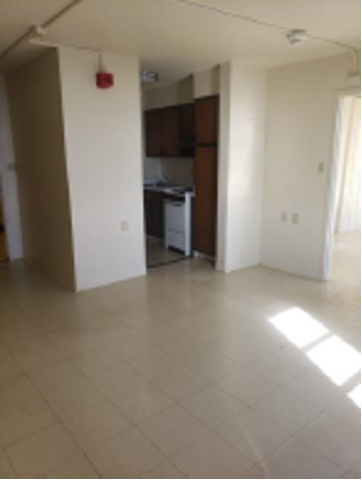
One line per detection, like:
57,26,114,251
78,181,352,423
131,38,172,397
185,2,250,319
144,191,164,239
193,147,218,256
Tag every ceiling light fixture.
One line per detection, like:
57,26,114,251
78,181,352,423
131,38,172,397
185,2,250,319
286,29,309,46
141,71,159,84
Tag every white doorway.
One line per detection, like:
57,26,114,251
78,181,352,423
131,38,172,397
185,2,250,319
323,91,361,282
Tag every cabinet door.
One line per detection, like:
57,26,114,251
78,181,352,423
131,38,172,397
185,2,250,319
145,110,163,157
193,147,218,256
144,191,164,238
195,96,219,146
180,103,195,157
162,107,180,157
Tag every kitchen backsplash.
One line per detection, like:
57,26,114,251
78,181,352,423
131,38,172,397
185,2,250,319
144,157,194,187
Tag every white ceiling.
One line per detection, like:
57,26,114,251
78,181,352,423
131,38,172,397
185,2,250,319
0,0,360,83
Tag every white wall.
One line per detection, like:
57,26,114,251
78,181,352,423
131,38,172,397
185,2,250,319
0,76,23,260
193,67,220,98
58,48,146,291
217,62,267,273
262,54,352,279
7,51,76,288
144,76,194,110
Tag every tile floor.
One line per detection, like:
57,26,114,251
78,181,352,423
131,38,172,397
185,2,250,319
146,238,187,268
0,232,360,478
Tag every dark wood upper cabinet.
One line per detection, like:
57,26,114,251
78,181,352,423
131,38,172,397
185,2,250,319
195,96,219,146
145,104,195,158
193,146,218,257
161,107,180,157
180,103,195,157
145,109,163,157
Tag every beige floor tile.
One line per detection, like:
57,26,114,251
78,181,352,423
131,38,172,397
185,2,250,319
342,459,361,479
181,385,246,428
0,232,359,479
242,465,269,478
258,437,343,479
218,369,278,406
87,427,165,478
29,361,85,395
0,449,17,478
216,408,290,463
63,401,131,451
90,364,150,396
108,382,174,424
327,395,361,431
129,349,183,380
69,347,124,377
186,351,242,382
254,388,322,434
285,369,345,409
6,424,81,478
46,455,99,478
249,351,307,386
152,366,210,401
297,413,361,470
138,406,208,456
172,432,252,478
0,376,58,447
0,346,23,386
141,460,185,479
43,378,106,420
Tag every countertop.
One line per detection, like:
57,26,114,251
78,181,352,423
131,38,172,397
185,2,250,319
144,185,195,198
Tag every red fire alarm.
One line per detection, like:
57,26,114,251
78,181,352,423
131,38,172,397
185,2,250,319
96,72,114,89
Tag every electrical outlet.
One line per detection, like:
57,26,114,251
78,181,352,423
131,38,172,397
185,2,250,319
281,212,288,223
292,213,300,225
121,221,129,232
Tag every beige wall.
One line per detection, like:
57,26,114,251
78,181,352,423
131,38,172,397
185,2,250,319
7,50,76,289
262,54,352,279
193,66,220,98
58,48,146,291
144,76,193,110
217,62,267,273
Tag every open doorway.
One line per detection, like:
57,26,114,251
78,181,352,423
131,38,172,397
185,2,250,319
324,92,361,283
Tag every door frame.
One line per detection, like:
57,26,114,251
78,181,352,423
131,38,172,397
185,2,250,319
321,87,360,281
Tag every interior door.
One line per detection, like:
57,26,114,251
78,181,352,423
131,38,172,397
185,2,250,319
193,147,218,256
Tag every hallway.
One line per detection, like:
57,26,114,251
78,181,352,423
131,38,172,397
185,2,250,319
0,248,360,478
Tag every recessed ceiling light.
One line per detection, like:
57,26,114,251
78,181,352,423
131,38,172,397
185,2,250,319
286,29,309,46
141,71,159,84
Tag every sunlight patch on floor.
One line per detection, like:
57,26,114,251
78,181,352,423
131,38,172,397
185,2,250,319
348,384,362,407
307,336,361,386
269,308,329,349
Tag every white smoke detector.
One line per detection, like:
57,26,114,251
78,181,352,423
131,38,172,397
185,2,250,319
286,29,308,46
